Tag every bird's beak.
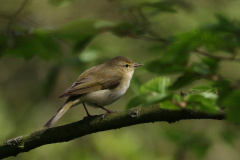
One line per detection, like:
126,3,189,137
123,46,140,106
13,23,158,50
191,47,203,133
133,63,143,68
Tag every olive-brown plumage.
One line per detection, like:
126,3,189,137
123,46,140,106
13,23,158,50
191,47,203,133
44,56,142,128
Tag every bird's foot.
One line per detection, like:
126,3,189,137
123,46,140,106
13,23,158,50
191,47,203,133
102,110,118,119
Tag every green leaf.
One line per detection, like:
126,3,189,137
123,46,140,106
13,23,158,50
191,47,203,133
140,76,171,107
190,85,218,92
56,19,99,40
161,40,190,64
169,73,198,90
72,35,93,54
56,19,116,54
159,94,185,110
160,30,221,64
33,29,61,59
159,100,180,110
140,76,171,94
187,93,219,113
213,80,234,105
200,15,240,52
201,57,219,72
147,44,166,54
172,30,224,54
78,48,99,62
126,94,148,109
145,59,186,74
215,14,240,33
142,94,168,107
173,94,185,102
191,63,211,75
4,30,60,60
126,77,171,109
221,90,240,123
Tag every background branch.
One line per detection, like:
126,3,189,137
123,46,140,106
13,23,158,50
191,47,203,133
6,0,30,36
0,106,225,159
194,49,240,62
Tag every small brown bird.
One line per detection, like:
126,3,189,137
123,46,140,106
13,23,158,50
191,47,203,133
44,56,142,128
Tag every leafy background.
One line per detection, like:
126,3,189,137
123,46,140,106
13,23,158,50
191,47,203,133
1,0,240,159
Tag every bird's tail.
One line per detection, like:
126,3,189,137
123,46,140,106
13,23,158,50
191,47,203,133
44,101,74,128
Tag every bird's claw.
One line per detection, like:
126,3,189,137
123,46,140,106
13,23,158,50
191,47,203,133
101,110,118,119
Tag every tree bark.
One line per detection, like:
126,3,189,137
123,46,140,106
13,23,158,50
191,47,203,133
0,106,225,159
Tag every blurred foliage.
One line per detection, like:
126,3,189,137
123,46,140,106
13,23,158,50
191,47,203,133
164,129,212,158
128,13,240,122
1,0,240,160
190,85,218,92
126,76,171,109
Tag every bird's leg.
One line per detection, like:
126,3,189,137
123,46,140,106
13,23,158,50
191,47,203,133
98,106,118,119
83,103,91,117
99,106,114,113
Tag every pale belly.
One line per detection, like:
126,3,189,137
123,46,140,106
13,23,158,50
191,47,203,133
79,82,130,107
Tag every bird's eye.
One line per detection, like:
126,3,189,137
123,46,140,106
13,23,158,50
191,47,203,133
125,64,129,68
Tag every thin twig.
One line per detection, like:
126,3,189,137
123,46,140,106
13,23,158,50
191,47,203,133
109,1,170,43
127,7,169,43
194,49,240,62
6,0,30,36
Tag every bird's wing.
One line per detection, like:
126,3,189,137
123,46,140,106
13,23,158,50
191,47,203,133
59,66,122,98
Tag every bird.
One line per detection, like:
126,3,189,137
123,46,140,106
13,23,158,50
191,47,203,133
44,56,143,128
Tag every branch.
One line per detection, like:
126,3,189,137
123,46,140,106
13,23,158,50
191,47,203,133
6,0,30,36
0,106,225,159
194,49,240,62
